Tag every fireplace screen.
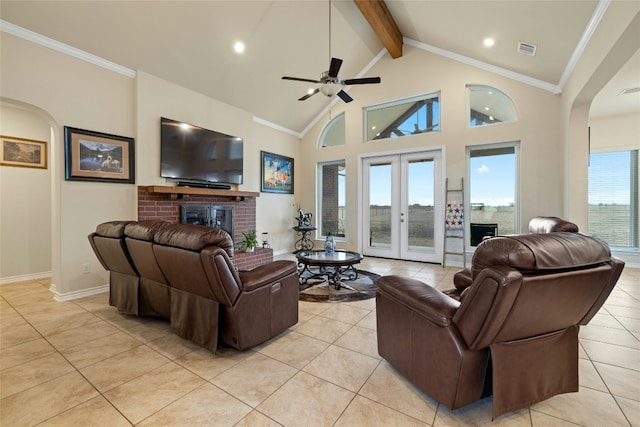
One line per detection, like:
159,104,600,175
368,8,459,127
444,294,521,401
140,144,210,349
180,204,234,237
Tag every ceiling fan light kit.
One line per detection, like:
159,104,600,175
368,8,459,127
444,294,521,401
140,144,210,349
282,57,381,103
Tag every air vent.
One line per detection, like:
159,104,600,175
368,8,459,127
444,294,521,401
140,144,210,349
518,41,537,56
619,87,640,95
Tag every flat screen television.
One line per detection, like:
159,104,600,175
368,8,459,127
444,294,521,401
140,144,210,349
160,117,243,186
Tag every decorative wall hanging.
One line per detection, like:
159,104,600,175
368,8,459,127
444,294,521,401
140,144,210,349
261,151,293,194
64,126,135,183
0,135,47,169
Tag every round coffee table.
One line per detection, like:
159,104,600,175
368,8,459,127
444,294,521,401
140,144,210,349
296,250,363,290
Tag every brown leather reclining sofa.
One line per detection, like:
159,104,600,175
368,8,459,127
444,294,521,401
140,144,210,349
89,220,299,353
376,232,624,418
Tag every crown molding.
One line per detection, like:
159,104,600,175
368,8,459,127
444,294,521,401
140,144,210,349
1,20,136,78
252,116,301,139
404,37,561,94
557,0,610,91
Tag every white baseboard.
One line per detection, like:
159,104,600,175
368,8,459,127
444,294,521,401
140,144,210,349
50,283,109,302
0,271,52,285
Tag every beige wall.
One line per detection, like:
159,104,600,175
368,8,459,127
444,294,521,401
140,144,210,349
1,3,638,294
0,35,300,296
135,71,300,251
589,112,640,152
561,3,640,231
1,33,136,296
299,44,565,251
0,103,52,281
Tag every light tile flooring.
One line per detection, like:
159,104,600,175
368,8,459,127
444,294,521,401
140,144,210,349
1,257,638,426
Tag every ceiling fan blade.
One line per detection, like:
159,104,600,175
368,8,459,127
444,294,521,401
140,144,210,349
298,88,320,101
282,76,322,84
336,90,353,103
328,58,343,78
342,77,381,85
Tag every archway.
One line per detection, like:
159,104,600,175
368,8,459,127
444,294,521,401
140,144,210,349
0,98,60,289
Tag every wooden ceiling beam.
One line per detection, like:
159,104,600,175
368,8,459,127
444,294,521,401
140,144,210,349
353,0,403,59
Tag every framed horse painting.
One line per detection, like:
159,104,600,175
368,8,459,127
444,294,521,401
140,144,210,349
64,126,135,183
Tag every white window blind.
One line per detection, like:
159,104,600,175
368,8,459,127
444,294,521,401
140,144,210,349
588,150,639,248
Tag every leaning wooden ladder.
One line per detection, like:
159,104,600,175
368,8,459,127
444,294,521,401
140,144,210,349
443,178,466,268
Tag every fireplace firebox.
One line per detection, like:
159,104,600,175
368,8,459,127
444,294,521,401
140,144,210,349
180,204,233,237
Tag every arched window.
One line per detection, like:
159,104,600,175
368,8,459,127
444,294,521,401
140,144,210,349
319,112,345,148
467,85,518,127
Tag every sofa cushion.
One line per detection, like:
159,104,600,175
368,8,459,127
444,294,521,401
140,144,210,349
95,220,135,238
154,223,234,256
125,220,167,241
472,232,611,278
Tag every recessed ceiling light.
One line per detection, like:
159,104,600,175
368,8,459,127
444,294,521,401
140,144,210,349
233,41,245,54
484,106,490,111
483,38,495,47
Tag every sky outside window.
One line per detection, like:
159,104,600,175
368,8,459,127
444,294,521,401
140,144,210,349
470,153,515,206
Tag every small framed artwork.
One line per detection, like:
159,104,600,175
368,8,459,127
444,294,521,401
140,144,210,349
261,150,294,194
0,135,47,169
64,126,135,183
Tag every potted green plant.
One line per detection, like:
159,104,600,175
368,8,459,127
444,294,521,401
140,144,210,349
240,229,259,252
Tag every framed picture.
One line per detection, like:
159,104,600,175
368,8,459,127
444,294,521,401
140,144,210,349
0,135,47,169
64,126,135,183
261,150,293,194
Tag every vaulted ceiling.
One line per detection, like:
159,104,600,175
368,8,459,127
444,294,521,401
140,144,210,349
1,1,638,135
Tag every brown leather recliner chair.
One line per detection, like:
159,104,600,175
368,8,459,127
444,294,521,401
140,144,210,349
124,220,171,319
153,223,299,352
453,216,579,292
376,232,624,418
88,220,139,315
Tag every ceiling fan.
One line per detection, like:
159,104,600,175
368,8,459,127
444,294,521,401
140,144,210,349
282,57,381,103
281,0,380,103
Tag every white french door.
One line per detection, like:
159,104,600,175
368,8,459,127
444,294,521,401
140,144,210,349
361,150,443,263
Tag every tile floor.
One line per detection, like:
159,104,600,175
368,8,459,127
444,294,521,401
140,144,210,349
1,257,638,426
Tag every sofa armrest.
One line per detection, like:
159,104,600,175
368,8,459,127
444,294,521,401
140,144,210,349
377,275,460,327
453,267,473,291
238,260,298,292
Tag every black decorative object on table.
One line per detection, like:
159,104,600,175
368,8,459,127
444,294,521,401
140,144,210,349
293,208,315,253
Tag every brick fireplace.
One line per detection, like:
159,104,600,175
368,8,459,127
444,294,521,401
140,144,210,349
137,186,272,270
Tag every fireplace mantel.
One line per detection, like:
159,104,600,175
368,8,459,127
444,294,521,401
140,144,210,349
138,186,271,270
144,185,259,201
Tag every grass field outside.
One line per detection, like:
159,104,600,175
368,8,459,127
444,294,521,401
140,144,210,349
345,204,634,249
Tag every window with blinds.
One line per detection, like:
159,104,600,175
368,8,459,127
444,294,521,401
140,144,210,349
588,150,639,249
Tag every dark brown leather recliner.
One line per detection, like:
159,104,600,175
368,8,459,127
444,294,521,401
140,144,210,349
453,216,579,292
376,232,624,418
124,220,171,319
88,220,139,315
152,223,299,352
